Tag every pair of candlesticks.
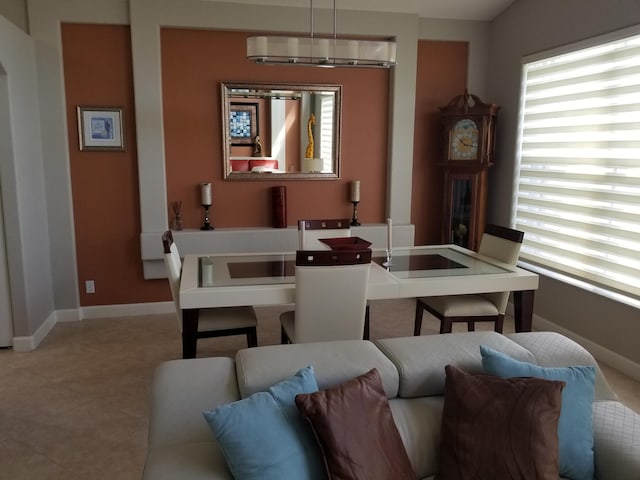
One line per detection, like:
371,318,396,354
195,181,364,233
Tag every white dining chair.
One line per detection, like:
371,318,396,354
414,224,525,335
280,249,371,344
297,218,372,338
298,218,351,249
162,230,258,355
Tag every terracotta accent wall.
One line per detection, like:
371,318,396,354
161,29,390,229
411,40,468,245
61,24,467,307
62,23,168,306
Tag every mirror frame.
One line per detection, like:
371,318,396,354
221,82,342,180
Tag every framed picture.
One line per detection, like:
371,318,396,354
229,102,258,145
77,106,125,151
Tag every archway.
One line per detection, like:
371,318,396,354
0,67,15,347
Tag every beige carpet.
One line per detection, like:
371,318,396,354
0,298,638,479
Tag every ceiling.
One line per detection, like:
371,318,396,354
206,0,515,21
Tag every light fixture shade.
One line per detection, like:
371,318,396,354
247,36,397,68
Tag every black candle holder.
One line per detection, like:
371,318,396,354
201,204,213,230
350,201,361,226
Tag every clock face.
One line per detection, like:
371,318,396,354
449,118,479,160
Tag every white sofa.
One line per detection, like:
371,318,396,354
143,331,640,480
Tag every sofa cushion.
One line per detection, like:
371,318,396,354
481,345,596,480
296,368,415,480
202,365,325,480
389,396,444,479
436,365,564,480
375,332,536,398
236,340,399,399
593,400,640,480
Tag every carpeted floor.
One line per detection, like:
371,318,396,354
0,298,638,479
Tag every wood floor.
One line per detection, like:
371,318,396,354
0,298,638,479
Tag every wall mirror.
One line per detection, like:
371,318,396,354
221,82,341,180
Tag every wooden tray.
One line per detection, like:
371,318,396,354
319,236,372,250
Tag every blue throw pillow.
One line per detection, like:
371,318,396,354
480,345,596,480
203,365,325,480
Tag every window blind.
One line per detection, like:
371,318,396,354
515,29,640,300
319,93,334,171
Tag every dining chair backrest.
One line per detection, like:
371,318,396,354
298,218,351,249
162,230,184,329
293,249,371,343
478,224,524,313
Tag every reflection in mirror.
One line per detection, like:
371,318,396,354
221,82,341,180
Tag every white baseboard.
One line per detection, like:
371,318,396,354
12,310,57,352
11,302,175,352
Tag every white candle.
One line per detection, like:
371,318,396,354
350,180,360,202
200,182,212,205
386,218,393,252
201,257,214,286
298,220,306,249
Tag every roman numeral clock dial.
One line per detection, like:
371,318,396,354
450,119,479,160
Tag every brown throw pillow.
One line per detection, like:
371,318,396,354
295,368,415,480
436,365,565,480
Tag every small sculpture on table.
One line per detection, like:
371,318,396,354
171,201,183,231
252,135,263,157
305,113,316,159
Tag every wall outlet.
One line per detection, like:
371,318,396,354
85,280,95,294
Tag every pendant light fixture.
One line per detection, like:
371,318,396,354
246,0,396,68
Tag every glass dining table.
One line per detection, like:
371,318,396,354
178,245,539,358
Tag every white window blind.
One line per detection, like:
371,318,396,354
319,93,334,172
515,29,640,301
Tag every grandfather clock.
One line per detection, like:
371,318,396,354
438,90,500,251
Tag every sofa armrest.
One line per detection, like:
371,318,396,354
143,357,239,480
593,401,640,480
507,331,617,401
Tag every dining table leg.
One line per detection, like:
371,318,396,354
182,308,199,359
513,290,535,332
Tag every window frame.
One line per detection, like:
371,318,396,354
513,24,640,310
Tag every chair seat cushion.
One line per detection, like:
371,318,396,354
419,295,499,317
199,307,257,332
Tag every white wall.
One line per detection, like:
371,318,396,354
0,13,54,342
0,0,27,32
488,0,640,369
418,18,490,98
27,0,129,315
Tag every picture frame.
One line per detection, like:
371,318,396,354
77,106,125,151
229,102,258,145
